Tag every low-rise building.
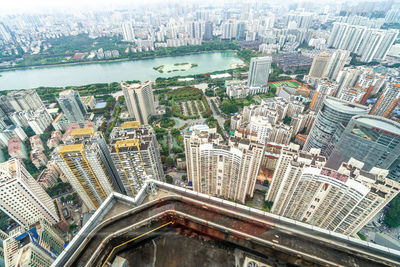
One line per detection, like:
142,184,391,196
29,135,44,151
47,130,62,149
30,150,48,169
61,123,80,142
81,95,96,110
37,168,59,189
8,137,27,159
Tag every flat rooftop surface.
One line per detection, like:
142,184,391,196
54,181,400,267
116,229,278,267
356,117,400,134
325,97,368,113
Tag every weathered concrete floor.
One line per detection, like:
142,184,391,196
118,230,238,267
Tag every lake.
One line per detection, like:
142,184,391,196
0,51,243,90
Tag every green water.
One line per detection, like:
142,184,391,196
0,51,243,90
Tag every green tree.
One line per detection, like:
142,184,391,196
118,96,125,105
219,100,238,114
160,118,175,128
171,128,180,136
165,157,174,167
283,116,292,125
69,224,78,233
224,119,231,132
172,147,183,153
384,195,400,228
205,89,214,97
165,175,173,184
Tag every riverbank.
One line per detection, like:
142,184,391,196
0,40,244,72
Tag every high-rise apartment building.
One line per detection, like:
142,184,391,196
267,147,400,236
0,125,27,147
3,90,44,113
57,90,87,123
221,21,234,40
309,81,337,112
122,22,135,42
359,29,398,62
203,22,213,40
327,115,400,171
122,81,156,125
0,229,8,263
304,97,369,157
184,125,264,203
27,108,53,135
236,22,246,41
327,22,398,62
0,159,59,227
247,56,272,88
109,121,164,197
4,218,64,267
0,23,12,42
325,50,350,80
55,128,124,211
190,21,204,39
308,53,331,78
370,83,400,118
328,23,365,52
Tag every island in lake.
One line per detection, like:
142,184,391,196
153,62,198,73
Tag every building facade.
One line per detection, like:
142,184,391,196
57,90,87,123
325,50,350,80
304,97,369,157
267,147,400,236
55,128,124,211
327,22,398,62
122,81,156,125
109,121,164,197
4,218,64,267
370,83,400,118
247,56,272,88
0,159,59,227
327,115,400,173
308,52,331,78
5,90,44,113
184,126,264,203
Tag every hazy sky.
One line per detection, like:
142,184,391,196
0,0,380,14
1,0,146,13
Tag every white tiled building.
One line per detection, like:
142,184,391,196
0,159,59,227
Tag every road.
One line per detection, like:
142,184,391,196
360,209,400,248
206,96,228,137
167,129,172,153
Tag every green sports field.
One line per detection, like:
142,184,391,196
268,80,301,89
